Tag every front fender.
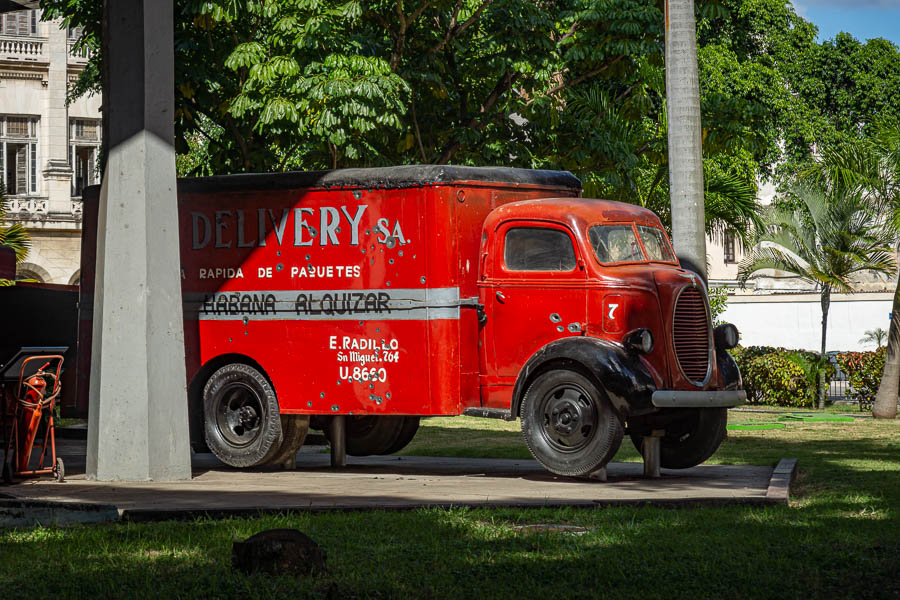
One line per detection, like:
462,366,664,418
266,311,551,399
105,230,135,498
717,349,742,391
511,337,658,419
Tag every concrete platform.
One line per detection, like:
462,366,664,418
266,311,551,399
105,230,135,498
2,439,795,522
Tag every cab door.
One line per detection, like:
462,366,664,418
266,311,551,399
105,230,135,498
481,221,587,379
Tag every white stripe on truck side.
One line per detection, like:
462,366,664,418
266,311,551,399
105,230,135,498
185,287,466,321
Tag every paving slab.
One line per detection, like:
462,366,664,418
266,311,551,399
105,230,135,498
1,439,792,520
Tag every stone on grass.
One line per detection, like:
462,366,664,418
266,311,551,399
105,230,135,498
232,529,327,576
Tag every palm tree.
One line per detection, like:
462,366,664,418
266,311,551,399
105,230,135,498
859,328,888,348
665,0,707,280
0,189,30,284
804,125,900,418
739,184,897,408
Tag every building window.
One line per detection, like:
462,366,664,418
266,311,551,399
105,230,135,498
70,118,101,197
724,231,736,264
0,116,39,196
0,11,39,36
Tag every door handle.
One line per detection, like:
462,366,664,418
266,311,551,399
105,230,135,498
495,291,506,303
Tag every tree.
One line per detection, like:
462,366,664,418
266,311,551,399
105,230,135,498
665,0,707,280
739,185,896,409
0,192,30,285
860,328,888,349
804,125,900,418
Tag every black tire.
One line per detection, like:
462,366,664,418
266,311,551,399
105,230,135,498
262,415,310,468
381,417,420,455
325,416,405,456
629,408,727,469
520,370,623,477
203,363,283,468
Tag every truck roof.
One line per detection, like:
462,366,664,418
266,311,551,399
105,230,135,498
484,197,665,231
176,165,581,194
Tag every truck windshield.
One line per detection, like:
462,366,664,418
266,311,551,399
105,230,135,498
589,224,676,264
636,225,676,262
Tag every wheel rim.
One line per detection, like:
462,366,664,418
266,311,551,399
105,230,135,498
214,382,265,447
538,383,598,453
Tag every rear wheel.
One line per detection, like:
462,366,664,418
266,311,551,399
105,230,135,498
629,408,727,469
325,416,406,456
381,417,420,455
203,363,283,468
261,415,310,469
520,370,623,477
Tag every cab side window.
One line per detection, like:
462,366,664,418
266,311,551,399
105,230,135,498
504,227,576,271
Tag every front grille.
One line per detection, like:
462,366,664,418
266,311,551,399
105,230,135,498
673,287,710,384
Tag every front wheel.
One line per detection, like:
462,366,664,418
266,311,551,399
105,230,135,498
629,408,727,469
520,370,623,477
203,363,283,468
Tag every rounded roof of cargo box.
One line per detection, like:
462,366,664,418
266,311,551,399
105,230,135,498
176,165,581,194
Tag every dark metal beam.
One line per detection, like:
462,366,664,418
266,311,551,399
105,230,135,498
0,1,40,13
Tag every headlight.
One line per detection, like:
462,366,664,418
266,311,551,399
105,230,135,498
623,328,654,354
714,323,739,349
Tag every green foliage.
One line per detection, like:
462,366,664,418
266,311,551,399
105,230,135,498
42,0,765,248
742,352,811,407
743,353,815,407
740,184,896,295
836,348,886,412
707,286,729,326
733,346,831,408
859,327,888,349
0,191,31,285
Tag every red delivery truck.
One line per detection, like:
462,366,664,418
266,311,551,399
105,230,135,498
79,165,744,477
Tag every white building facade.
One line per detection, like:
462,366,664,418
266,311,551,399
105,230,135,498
1,10,100,285
706,182,896,353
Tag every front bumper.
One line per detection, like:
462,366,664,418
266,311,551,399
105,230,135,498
651,389,746,408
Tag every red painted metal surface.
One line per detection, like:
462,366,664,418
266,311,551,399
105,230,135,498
177,175,579,418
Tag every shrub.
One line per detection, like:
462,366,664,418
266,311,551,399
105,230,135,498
742,352,815,407
733,346,832,408
835,348,885,411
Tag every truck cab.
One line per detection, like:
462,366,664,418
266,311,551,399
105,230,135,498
477,198,744,476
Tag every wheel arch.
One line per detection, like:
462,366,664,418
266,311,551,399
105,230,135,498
187,353,275,449
510,337,658,420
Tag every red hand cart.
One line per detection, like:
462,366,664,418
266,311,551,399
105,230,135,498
2,354,65,483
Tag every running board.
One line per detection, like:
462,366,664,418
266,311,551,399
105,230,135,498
462,407,515,421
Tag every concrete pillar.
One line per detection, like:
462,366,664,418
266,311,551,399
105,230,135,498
41,17,72,209
86,0,190,481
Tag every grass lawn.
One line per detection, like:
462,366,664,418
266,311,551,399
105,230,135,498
2,409,899,599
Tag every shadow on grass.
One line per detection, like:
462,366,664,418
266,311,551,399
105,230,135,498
2,422,897,599
1,498,898,599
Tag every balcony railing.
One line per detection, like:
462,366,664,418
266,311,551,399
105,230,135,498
67,41,92,62
4,196,83,221
0,35,46,61
6,196,48,216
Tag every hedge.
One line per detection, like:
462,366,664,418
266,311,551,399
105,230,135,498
731,346,831,408
835,348,885,411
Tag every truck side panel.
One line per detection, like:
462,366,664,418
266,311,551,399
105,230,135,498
180,185,448,416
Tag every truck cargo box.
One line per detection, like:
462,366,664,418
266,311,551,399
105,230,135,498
79,166,581,420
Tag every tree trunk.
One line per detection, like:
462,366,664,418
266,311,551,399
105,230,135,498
665,0,707,283
873,280,900,418
819,286,830,409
